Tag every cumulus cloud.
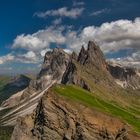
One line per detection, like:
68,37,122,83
0,54,14,64
90,8,110,16
109,51,140,68
16,51,39,64
1,17,140,67
34,7,84,19
12,34,48,51
12,26,66,51
73,1,85,6
52,18,62,25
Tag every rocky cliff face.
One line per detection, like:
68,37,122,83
62,41,140,91
11,88,137,140
108,62,140,89
20,48,70,101
36,48,70,90
62,41,116,92
77,41,107,70
0,48,70,126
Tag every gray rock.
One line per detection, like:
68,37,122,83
11,88,131,140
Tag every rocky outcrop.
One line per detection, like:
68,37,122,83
11,88,137,140
0,48,70,126
62,61,90,91
108,62,140,89
62,41,116,92
39,48,70,81
21,48,70,100
77,41,107,70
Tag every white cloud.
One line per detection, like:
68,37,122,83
2,17,139,67
13,34,48,51
73,1,85,6
90,8,110,16
34,7,84,19
11,51,39,64
12,26,66,51
40,48,51,57
0,54,14,64
67,18,140,54
52,18,62,25
64,49,72,54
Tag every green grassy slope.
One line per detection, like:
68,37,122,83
0,76,10,91
0,76,11,103
0,76,13,140
0,76,12,104
0,126,14,140
53,84,140,133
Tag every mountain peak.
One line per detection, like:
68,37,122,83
77,46,87,64
87,40,98,51
38,47,70,89
77,41,106,70
52,47,65,53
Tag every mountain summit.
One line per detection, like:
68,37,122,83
62,41,116,93
78,41,106,70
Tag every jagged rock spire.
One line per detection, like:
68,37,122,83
78,45,87,64
77,41,106,69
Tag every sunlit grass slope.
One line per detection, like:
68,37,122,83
53,84,140,133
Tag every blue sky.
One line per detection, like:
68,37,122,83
0,0,140,74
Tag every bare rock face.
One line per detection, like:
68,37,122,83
39,48,70,78
11,88,135,140
61,61,90,91
33,48,70,90
0,48,70,126
62,41,115,91
78,41,107,70
108,62,140,89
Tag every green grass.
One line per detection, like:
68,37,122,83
0,126,14,140
0,76,10,91
53,84,140,133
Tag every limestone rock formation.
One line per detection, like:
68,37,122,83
108,62,140,89
62,41,116,91
77,41,107,70
0,48,70,126
11,88,136,140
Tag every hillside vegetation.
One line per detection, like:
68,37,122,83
53,84,140,133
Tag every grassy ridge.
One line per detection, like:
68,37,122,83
0,76,13,140
53,84,140,133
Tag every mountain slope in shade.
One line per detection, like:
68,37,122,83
0,74,31,104
108,62,140,89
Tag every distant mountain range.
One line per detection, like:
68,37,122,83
0,41,140,140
